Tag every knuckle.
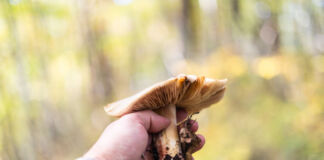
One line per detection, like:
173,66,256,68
121,112,142,123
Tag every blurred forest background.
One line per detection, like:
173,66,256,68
0,0,324,159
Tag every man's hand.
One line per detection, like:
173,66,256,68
83,110,205,160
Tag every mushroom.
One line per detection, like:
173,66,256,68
104,74,227,160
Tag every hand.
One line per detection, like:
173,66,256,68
82,110,205,160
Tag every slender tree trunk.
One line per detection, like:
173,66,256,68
77,0,113,105
181,0,203,60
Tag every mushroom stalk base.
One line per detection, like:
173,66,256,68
154,104,184,160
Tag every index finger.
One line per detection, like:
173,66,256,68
176,108,188,123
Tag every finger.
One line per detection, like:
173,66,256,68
122,110,170,133
189,120,199,133
192,134,205,153
176,108,188,123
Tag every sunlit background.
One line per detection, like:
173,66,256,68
1,0,324,159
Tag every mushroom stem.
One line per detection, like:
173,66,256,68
154,104,183,160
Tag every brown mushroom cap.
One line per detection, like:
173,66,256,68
104,74,227,117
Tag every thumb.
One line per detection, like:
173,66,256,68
124,110,170,133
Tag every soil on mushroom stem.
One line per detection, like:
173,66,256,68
148,118,201,160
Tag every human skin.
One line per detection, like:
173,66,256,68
83,110,205,160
